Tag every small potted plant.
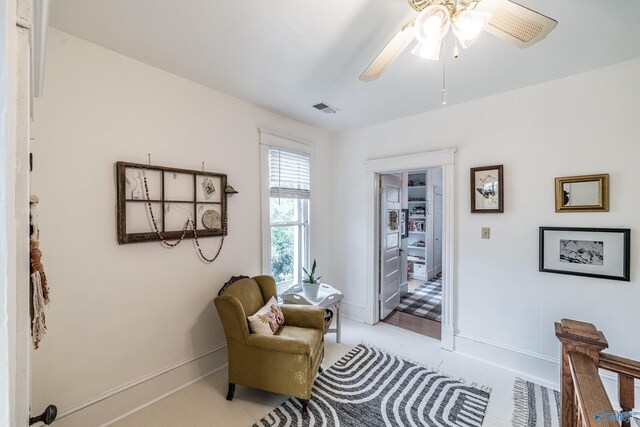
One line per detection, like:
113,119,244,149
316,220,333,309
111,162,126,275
302,259,322,299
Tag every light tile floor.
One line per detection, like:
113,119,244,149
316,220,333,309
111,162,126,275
110,318,519,426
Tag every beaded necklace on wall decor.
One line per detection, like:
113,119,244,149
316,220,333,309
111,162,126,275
115,161,238,262
142,173,226,263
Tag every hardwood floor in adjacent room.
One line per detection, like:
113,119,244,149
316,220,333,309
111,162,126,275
109,318,524,427
382,309,441,339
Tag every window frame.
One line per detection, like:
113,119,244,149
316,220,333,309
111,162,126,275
259,130,314,291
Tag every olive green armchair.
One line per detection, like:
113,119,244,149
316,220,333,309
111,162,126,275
214,275,324,410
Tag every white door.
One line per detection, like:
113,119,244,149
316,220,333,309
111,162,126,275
379,174,402,319
433,186,443,276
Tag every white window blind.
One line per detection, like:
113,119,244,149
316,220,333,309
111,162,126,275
269,147,311,199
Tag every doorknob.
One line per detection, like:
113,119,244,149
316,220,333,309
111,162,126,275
30,405,57,425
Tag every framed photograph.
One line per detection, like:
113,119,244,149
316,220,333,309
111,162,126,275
539,227,630,281
401,209,409,238
555,174,609,212
471,165,503,213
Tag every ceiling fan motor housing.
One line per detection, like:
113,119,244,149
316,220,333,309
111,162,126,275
409,0,459,15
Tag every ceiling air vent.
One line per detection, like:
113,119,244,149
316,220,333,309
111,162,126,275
312,102,340,114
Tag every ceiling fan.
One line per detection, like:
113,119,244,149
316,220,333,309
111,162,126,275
360,0,558,82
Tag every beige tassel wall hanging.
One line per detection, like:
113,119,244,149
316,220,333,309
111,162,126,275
30,195,50,349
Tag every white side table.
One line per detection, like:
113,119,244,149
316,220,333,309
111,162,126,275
281,283,343,343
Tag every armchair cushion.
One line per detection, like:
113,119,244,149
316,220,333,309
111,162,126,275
276,326,323,357
245,326,321,355
247,296,285,335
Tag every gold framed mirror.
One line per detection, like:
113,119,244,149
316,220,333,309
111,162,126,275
555,174,609,212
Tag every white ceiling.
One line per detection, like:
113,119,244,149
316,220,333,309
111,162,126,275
49,0,640,132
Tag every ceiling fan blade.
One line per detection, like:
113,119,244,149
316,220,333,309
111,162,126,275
475,0,558,48
360,20,415,82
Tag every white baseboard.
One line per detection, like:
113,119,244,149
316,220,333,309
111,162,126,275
455,333,560,390
50,344,228,427
340,301,369,324
455,333,640,408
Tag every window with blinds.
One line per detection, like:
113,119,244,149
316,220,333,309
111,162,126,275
269,148,310,200
264,144,311,289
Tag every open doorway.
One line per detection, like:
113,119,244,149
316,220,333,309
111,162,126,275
378,168,443,340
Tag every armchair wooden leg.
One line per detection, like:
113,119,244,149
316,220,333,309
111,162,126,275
226,383,235,401
297,398,309,412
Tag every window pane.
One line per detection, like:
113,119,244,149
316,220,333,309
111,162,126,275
270,198,308,224
270,198,298,224
271,226,295,284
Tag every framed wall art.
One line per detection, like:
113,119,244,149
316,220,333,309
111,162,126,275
539,227,630,281
470,165,503,213
116,161,228,244
555,174,609,212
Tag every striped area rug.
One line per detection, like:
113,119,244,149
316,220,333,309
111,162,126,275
397,277,442,322
513,378,560,427
254,344,491,426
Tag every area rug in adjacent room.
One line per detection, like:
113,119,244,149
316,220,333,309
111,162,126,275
254,344,490,427
396,277,442,322
513,378,560,427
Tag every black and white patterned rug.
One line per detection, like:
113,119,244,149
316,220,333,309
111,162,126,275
397,277,442,322
513,378,640,427
513,378,560,427
254,344,490,426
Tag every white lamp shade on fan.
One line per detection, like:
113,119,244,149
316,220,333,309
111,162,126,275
414,5,451,42
412,5,450,60
451,9,492,49
411,38,444,60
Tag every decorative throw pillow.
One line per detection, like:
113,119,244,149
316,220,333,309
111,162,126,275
247,296,285,335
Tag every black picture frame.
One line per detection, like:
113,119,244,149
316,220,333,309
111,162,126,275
401,209,409,238
470,165,504,213
539,227,631,282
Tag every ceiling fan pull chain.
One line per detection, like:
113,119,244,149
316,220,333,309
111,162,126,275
441,39,447,105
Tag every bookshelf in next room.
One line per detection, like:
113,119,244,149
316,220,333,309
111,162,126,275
407,171,427,280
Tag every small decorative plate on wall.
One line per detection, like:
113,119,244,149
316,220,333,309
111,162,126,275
202,210,221,230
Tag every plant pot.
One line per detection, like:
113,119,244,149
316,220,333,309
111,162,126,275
303,282,320,299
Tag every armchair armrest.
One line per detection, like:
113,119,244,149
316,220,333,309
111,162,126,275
280,305,325,331
246,333,312,355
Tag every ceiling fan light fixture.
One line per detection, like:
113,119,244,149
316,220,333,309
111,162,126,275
411,38,443,61
451,9,492,49
414,5,450,43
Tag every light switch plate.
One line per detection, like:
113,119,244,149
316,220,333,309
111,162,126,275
481,227,490,239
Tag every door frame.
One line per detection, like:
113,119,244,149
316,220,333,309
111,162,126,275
365,149,456,351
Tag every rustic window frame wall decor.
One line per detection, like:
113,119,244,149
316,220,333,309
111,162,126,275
539,227,630,281
116,161,228,244
470,165,504,213
554,173,609,213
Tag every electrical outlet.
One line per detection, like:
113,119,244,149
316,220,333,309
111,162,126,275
481,227,490,239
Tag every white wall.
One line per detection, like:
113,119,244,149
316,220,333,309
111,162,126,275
333,58,640,386
31,28,334,426
0,0,15,424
